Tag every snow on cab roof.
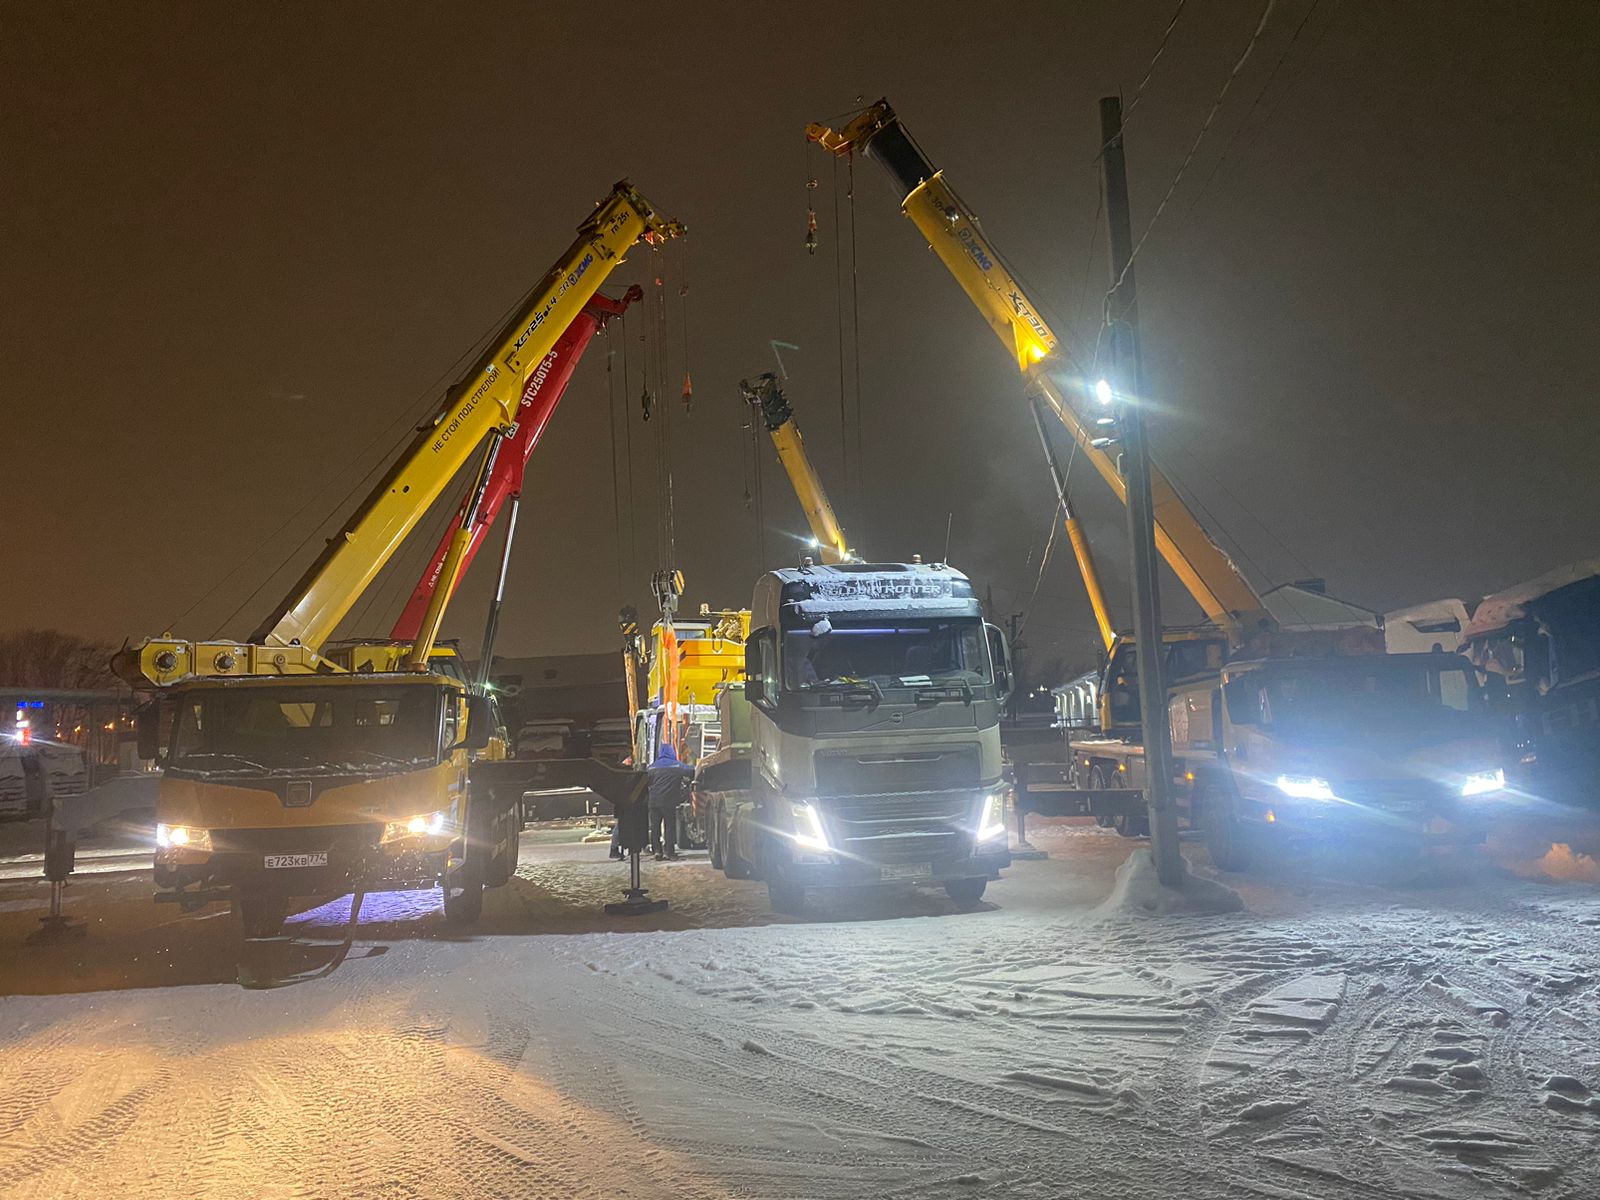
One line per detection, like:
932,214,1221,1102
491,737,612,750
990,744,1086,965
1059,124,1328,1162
768,562,981,617
1462,557,1600,642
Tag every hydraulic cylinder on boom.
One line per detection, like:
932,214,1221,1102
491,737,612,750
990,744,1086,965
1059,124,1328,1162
390,286,641,644
807,102,1269,641
114,180,683,936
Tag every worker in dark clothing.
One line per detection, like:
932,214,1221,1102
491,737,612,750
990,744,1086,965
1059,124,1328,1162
647,743,693,861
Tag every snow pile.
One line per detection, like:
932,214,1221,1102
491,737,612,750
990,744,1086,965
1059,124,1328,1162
1095,849,1244,917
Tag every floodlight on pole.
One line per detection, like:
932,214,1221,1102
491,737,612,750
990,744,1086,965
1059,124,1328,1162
1094,378,1114,406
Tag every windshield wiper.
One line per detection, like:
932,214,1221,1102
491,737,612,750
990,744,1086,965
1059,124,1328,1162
171,751,270,772
803,678,883,705
919,676,975,704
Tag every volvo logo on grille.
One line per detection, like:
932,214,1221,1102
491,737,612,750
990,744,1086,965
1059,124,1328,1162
283,781,314,808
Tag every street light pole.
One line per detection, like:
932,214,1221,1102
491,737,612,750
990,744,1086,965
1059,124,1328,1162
1097,94,1184,887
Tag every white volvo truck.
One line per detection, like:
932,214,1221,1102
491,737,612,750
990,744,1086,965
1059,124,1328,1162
706,560,1014,913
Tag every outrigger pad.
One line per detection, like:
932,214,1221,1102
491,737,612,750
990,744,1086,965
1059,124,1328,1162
604,893,669,917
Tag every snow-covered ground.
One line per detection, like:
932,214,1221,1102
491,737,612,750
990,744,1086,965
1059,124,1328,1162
0,805,1597,1198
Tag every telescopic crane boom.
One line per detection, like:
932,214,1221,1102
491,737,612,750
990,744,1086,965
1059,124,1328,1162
389,286,642,642
118,181,682,687
808,102,1268,640
739,372,852,564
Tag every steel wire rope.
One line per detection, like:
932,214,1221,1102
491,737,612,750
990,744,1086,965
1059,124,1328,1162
847,154,864,512
605,320,627,596
202,280,544,639
1017,435,1078,640
1155,428,1316,582
364,462,469,639
830,153,851,502
619,308,638,583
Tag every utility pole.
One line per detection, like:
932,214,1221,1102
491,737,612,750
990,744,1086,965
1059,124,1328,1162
1006,611,1024,722
1098,94,1184,887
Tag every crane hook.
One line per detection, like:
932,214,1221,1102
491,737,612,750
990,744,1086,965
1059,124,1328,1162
804,177,819,255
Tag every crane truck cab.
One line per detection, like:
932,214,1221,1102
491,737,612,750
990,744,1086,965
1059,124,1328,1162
723,560,1013,913
1178,651,1508,870
145,670,515,936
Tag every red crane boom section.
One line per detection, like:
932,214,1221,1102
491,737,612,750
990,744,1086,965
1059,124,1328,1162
389,286,640,641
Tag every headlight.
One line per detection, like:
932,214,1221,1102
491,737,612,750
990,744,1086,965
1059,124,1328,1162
1460,768,1505,798
1275,774,1336,801
976,790,1008,841
789,802,831,852
381,810,453,844
156,823,212,852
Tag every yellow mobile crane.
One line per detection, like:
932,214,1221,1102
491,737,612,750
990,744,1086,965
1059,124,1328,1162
807,101,1268,650
117,181,683,934
812,105,1505,871
739,372,853,565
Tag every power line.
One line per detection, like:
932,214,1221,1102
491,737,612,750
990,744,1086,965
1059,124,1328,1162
1108,0,1279,302
1185,0,1325,216
1122,0,1191,122
203,281,540,639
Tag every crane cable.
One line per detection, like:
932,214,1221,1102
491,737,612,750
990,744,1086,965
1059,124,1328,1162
847,154,864,515
619,307,638,584
604,319,627,595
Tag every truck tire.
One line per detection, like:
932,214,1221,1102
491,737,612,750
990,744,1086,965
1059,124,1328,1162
1088,765,1116,827
443,871,484,924
443,836,485,924
1197,776,1253,872
944,877,988,907
482,794,517,888
707,799,725,870
232,890,287,939
767,878,806,915
722,808,755,880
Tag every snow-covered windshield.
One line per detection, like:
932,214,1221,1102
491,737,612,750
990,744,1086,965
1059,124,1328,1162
170,684,442,772
782,619,991,691
1237,662,1476,732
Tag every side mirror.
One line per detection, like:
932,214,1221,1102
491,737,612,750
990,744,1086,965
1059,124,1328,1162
136,704,162,762
460,693,493,751
1222,678,1259,725
743,635,767,707
986,624,1013,700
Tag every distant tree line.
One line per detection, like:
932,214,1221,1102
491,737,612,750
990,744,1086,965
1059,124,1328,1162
0,629,120,690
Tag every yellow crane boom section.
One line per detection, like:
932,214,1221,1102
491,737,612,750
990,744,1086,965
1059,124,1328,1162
254,181,683,652
118,181,682,688
740,373,851,565
808,103,1266,637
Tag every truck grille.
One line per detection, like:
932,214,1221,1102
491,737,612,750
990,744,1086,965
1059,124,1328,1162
210,825,382,856
821,790,980,864
1334,780,1449,813
813,745,980,797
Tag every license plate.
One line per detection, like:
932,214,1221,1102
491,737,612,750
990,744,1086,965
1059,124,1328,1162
881,862,932,880
263,852,328,870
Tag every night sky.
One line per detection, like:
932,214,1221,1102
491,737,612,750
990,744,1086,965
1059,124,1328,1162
4,2,1597,673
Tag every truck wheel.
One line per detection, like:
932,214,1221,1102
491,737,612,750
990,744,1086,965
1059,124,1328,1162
443,852,485,925
232,890,287,939
1088,765,1116,827
767,878,806,915
723,811,755,880
708,800,725,870
944,877,988,907
1197,778,1253,872
482,794,517,888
